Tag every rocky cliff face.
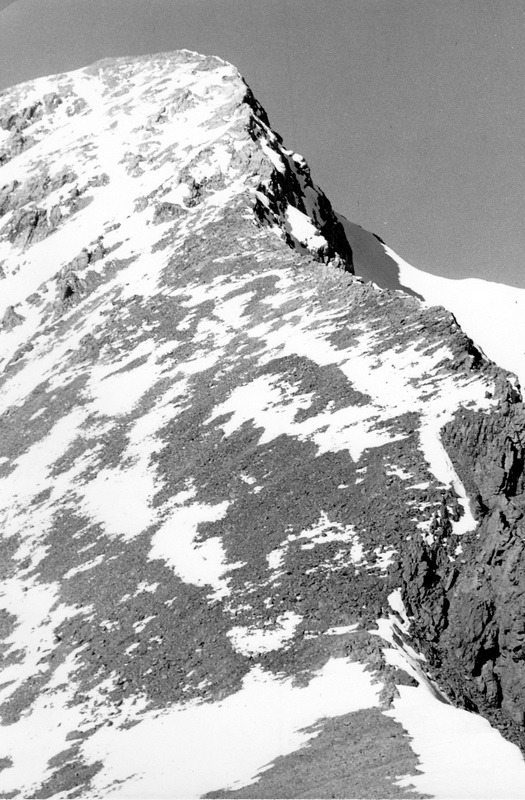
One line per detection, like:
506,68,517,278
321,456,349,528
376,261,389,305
1,50,525,799
395,387,525,745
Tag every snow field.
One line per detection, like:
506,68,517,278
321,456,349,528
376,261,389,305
374,591,525,798
384,244,525,389
390,685,525,799
81,658,382,798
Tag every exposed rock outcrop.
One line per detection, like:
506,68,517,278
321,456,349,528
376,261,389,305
394,381,525,745
1,305,24,330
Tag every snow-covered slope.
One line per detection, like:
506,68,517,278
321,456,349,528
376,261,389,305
0,51,351,377
1,51,525,798
340,216,525,389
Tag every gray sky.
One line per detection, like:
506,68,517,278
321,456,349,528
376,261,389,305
0,0,524,287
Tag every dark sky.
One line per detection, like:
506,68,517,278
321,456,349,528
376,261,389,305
0,0,524,287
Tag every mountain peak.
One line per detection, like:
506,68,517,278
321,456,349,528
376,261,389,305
0,49,351,349
2,51,525,799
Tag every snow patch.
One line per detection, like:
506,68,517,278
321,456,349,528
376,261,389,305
419,415,478,535
149,501,243,600
81,658,381,798
285,204,327,251
371,592,525,797
390,685,525,798
227,611,302,656
325,624,359,636
267,513,364,576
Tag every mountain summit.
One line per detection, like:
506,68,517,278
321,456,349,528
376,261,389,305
2,50,525,799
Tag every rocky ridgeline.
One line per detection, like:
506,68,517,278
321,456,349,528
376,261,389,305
1,50,525,797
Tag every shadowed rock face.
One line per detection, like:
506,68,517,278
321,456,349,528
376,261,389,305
0,49,525,798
